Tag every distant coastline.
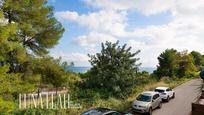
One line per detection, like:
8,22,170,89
67,67,91,73
67,66,155,73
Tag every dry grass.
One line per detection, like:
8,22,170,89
17,77,196,114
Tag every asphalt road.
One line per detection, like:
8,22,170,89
132,79,202,115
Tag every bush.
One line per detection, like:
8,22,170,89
86,41,141,98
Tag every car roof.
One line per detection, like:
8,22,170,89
142,91,158,96
81,108,129,115
81,108,111,115
155,87,169,90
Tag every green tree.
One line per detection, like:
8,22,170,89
154,49,178,78
33,57,67,94
191,51,204,70
1,0,64,72
0,11,17,113
177,50,197,77
0,0,64,96
0,12,36,113
0,97,14,113
87,41,141,98
0,1,64,113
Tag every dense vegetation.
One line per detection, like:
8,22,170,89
154,49,200,78
86,41,141,98
0,0,66,113
0,0,203,114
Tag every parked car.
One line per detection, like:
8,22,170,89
154,87,175,102
132,91,162,115
81,108,132,115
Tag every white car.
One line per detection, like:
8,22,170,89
154,87,175,102
132,91,162,115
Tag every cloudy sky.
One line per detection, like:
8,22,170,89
48,0,204,67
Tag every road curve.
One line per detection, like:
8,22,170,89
133,79,202,115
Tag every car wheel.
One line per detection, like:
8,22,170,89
172,93,175,99
166,96,170,102
148,108,152,115
158,102,162,109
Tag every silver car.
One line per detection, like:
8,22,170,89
132,91,162,115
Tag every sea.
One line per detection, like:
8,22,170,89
67,67,155,74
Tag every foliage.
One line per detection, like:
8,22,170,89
177,50,197,77
86,41,141,98
0,0,64,74
14,73,195,115
154,49,198,78
0,0,203,114
154,49,178,78
138,71,150,77
191,51,204,70
200,71,204,80
2,0,64,55
0,97,14,113
0,1,65,113
32,57,69,90
0,10,36,113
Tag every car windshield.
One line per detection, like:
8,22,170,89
154,89,165,93
136,94,151,102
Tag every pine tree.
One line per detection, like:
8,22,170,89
154,49,178,78
0,11,35,113
0,1,64,113
1,0,64,72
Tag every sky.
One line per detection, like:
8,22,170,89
48,0,204,67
